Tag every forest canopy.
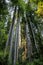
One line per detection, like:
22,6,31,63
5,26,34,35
0,0,43,65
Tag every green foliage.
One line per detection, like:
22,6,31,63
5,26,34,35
0,22,7,50
11,0,26,11
0,0,8,15
0,0,43,65
16,62,19,65
11,0,18,5
18,0,26,11
15,58,43,65
0,50,8,65
33,59,43,65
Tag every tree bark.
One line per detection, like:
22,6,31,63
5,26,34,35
25,17,32,62
28,18,39,53
13,7,21,65
4,6,17,56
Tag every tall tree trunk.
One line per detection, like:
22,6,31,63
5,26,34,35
13,26,17,65
29,18,40,53
16,20,19,61
13,7,21,65
8,27,14,65
13,20,19,65
28,12,40,54
8,6,19,65
18,18,21,47
16,17,21,61
4,6,17,56
25,17,32,62
36,24,43,57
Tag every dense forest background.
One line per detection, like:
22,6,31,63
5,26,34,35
0,0,43,65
